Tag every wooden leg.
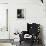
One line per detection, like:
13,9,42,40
20,41,21,45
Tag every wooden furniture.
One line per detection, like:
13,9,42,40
19,23,41,46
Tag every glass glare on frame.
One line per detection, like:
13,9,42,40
17,9,24,18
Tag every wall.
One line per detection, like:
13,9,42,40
9,0,46,46
9,0,45,41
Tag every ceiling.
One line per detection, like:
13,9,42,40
0,0,46,4
0,0,8,3
0,0,46,3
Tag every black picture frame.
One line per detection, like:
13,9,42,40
17,9,24,18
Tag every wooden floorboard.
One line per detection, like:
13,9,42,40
19,41,43,46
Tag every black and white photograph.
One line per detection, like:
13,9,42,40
0,0,46,46
17,9,24,18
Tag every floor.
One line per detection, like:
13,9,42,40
0,40,43,46
19,41,43,46
0,42,43,46
0,43,13,46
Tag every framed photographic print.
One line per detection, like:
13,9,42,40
17,9,25,19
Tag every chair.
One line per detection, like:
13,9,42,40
19,23,40,45
27,23,40,43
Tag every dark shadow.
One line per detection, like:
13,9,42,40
39,25,45,46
